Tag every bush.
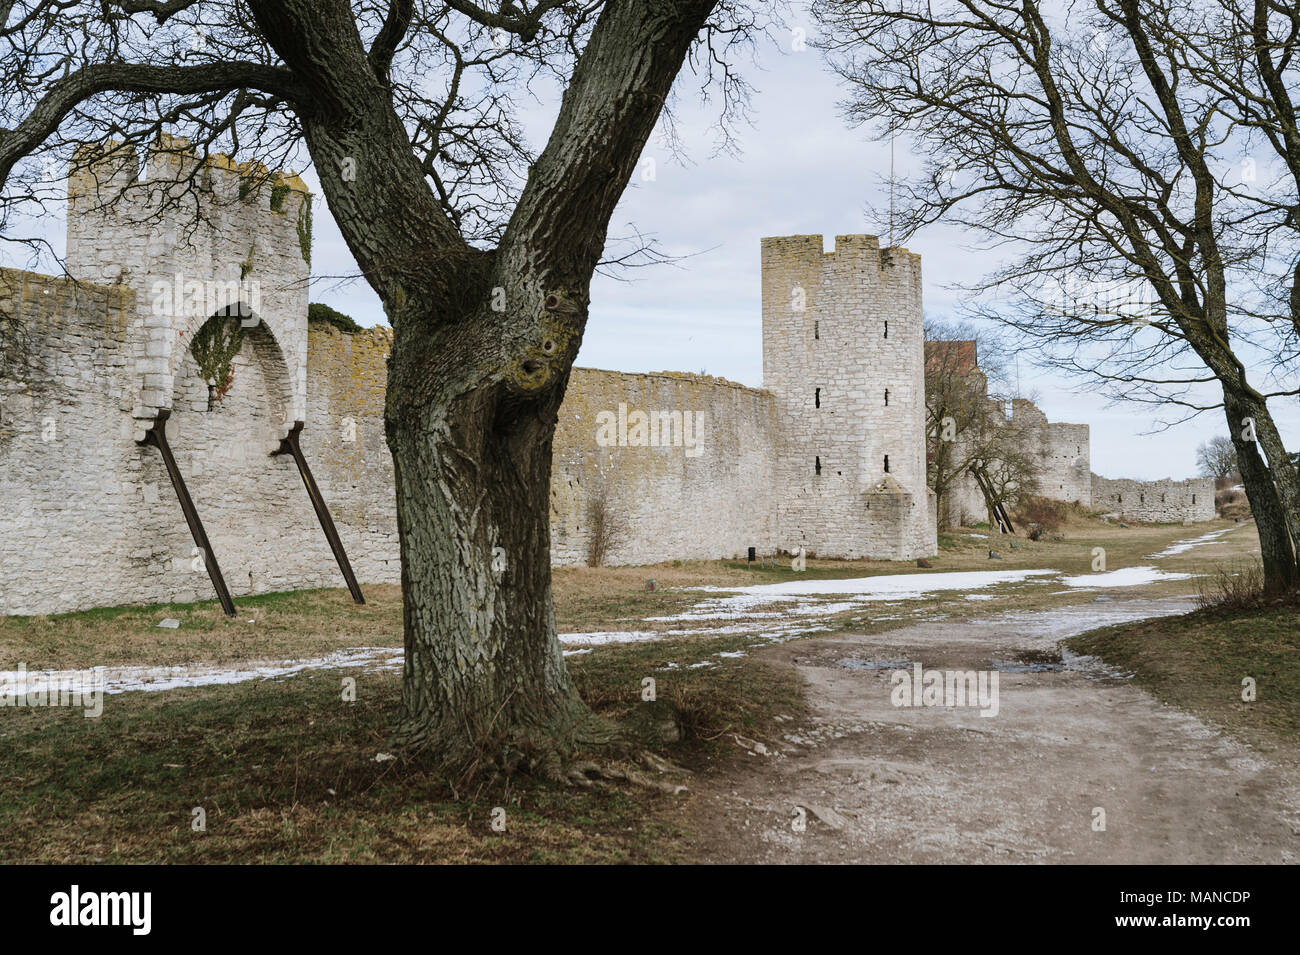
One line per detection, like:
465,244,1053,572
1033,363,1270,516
584,493,624,567
307,302,364,334
1216,488,1251,520
1195,560,1266,611
1013,495,1068,537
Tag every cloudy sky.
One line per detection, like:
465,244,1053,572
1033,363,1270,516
296,17,1298,482
15,10,1297,481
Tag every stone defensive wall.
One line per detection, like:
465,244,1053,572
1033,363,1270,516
1009,399,1092,507
0,149,930,616
550,367,779,566
0,277,402,616
1091,473,1216,523
0,287,779,613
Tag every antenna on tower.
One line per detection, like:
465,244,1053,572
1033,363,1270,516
889,135,896,248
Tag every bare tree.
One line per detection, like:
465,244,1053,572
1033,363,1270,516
924,319,1044,530
1197,435,1238,479
978,425,1043,529
815,0,1300,592
923,318,1022,528
0,0,758,776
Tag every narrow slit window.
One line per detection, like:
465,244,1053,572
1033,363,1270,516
815,388,821,408
884,389,890,406
884,454,890,473
814,320,819,340
815,456,822,476
884,320,889,339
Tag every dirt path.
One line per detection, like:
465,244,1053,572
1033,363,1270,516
687,596,1300,863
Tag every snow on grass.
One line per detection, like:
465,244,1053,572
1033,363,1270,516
655,568,1057,621
557,630,658,647
1146,527,1234,558
0,647,404,698
24,557,1193,696
1060,566,1195,588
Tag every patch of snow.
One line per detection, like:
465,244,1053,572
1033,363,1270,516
558,630,658,646
671,569,1055,619
1060,566,1195,588
1147,527,1234,558
0,646,404,697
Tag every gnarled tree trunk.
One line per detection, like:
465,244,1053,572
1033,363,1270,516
248,0,718,772
1222,388,1298,593
383,278,603,770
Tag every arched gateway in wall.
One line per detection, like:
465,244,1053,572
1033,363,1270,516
59,138,362,615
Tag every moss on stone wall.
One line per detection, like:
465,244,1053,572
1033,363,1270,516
296,197,312,267
190,316,245,406
307,302,363,334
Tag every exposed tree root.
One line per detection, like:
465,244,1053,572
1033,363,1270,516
391,704,691,796
558,751,691,794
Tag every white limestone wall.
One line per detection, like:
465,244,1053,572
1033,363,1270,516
1091,474,1215,523
2,212,948,615
761,234,935,559
0,270,379,616
549,368,779,566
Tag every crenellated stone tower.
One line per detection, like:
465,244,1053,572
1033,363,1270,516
66,134,310,445
761,234,935,559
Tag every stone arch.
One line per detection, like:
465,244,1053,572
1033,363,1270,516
146,304,317,601
129,280,306,441
167,305,294,453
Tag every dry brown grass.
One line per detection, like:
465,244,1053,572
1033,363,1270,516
0,585,404,670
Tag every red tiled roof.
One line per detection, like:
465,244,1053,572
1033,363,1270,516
924,339,978,376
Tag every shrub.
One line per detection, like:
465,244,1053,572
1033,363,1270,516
307,302,363,334
584,493,624,567
1195,560,1266,611
1215,488,1251,520
1014,495,1068,537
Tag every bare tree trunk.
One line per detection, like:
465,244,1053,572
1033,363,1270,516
1223,389,1298,592
386,318,604,768
244,0,717,772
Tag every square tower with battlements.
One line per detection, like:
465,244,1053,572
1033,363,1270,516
761,234,935,559
66,134,311,445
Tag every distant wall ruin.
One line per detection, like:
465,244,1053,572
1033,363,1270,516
1091,474,1215,523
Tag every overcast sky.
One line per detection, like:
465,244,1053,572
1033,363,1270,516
296,18,1298,482
15,11,1298,481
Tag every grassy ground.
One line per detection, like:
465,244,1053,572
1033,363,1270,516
1066,598,1300,757
0,586,406,671
0,513,1267,862
0,620,803,863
